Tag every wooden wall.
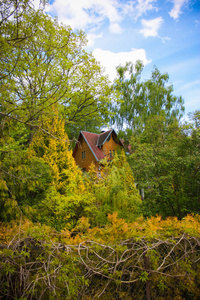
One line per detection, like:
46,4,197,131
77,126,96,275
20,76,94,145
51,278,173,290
102,134,120,161
73,138,99,171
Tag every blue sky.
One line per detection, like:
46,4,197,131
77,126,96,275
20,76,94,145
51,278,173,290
35,0,200,119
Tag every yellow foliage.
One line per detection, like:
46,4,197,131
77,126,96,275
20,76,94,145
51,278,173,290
28,111,85,194
73,216,90,232
74,213,200,244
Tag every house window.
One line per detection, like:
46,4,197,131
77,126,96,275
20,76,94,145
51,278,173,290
109,150,112,158
82,151,86,159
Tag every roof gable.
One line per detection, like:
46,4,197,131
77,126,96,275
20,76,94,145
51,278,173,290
81,131,104,161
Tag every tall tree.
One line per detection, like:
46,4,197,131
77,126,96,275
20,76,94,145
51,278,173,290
111,61,185,141
129,113,199,219
0,2,111,140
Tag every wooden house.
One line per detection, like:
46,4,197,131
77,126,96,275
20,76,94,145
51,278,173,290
72,129,123,171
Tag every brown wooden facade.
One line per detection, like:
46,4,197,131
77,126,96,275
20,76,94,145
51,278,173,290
72,130,123,171
73,135,99,172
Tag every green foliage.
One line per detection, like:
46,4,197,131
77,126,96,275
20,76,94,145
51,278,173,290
0,228,85,299
111,61,198,220
139,271,149,282
85,152,142,225
0,2,111,138
111,61,184,142
0,215,199,299
0,118,52,222
129,114,200,218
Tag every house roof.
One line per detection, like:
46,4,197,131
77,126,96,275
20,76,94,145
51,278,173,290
97,130,112,147
73,129,123,162
81,131,105,161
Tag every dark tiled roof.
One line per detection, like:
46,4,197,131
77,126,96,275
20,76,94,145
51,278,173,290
97,130,112,146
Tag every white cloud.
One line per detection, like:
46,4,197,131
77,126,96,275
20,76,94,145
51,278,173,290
120,0,157,20
134,0,157,19
140,17,163,38
93,48,151,81
109,23,123,34
161,36,171,43
45,0,157,34
86,33,103,47
45,0,121,31
169,0,189,20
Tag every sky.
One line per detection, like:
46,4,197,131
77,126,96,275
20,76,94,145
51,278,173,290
35,0,200,119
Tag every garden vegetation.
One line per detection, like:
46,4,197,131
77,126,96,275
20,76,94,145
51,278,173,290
0,1,199,299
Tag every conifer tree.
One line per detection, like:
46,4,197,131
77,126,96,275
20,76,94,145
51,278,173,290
28,111,95,230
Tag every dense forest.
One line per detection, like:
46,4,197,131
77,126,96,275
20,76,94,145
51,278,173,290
0,1,199,299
